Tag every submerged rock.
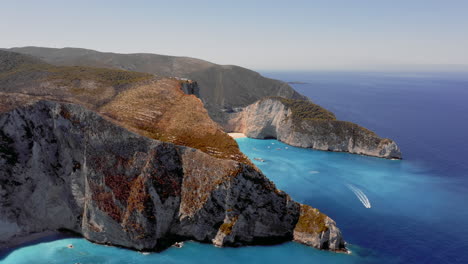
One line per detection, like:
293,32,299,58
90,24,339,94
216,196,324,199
226,97,401,159
0,101,345,252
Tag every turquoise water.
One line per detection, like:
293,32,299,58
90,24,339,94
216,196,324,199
236,139,468,264
2,72,468,263
2,139,466,263
0,236,370,264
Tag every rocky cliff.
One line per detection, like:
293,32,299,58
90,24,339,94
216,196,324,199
226,97,401,159
0,101,345,252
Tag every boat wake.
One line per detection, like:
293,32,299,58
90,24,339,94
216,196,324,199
346,184,371,208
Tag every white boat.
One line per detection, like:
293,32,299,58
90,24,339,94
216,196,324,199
173,242,184,248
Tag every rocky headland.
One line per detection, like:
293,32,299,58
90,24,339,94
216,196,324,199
0,47,401,254
0,101,345,252
225,97,401,159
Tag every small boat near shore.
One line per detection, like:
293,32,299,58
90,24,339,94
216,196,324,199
173,242,184,248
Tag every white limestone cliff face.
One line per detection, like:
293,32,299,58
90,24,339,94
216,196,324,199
0,101,345,252
226,98,401,159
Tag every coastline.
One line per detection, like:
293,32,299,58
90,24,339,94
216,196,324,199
228,133,246,139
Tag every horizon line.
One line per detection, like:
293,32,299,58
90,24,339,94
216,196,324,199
4,45,468,73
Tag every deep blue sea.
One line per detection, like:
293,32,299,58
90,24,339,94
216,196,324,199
1,71,468,264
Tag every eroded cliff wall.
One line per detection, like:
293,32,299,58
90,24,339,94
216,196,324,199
226,97,401,159
0,101,345,252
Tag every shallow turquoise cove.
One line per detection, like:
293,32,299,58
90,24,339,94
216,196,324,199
1,237,373,264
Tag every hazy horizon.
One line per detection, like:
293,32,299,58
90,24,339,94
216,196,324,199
2,0,468,71
5,45,468,73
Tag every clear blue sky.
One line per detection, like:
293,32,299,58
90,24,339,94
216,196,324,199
1,0,468,70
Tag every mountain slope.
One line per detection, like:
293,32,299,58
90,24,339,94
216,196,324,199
1,49,402,159
0,50,247,163
7,47,307,122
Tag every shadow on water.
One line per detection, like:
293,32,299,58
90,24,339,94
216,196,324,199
0,232,78,261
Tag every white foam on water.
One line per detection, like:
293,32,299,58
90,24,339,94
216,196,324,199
346,184,371,208
309,170,320,174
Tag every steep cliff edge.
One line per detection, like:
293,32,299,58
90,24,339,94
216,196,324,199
226,97,401,159
0,101,346,252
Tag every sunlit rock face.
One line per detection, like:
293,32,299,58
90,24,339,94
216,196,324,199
0,101,345,252
226,97,401,159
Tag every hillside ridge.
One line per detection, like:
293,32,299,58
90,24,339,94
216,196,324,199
6,46,307,122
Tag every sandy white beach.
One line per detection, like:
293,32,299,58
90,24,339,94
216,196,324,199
228,133,246,139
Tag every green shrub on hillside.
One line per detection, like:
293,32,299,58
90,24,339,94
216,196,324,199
0,51,153,87
46,66,153,86
268,96,336,122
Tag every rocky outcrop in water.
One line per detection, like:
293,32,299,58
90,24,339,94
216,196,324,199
0,101,346,252
226,97,401,159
